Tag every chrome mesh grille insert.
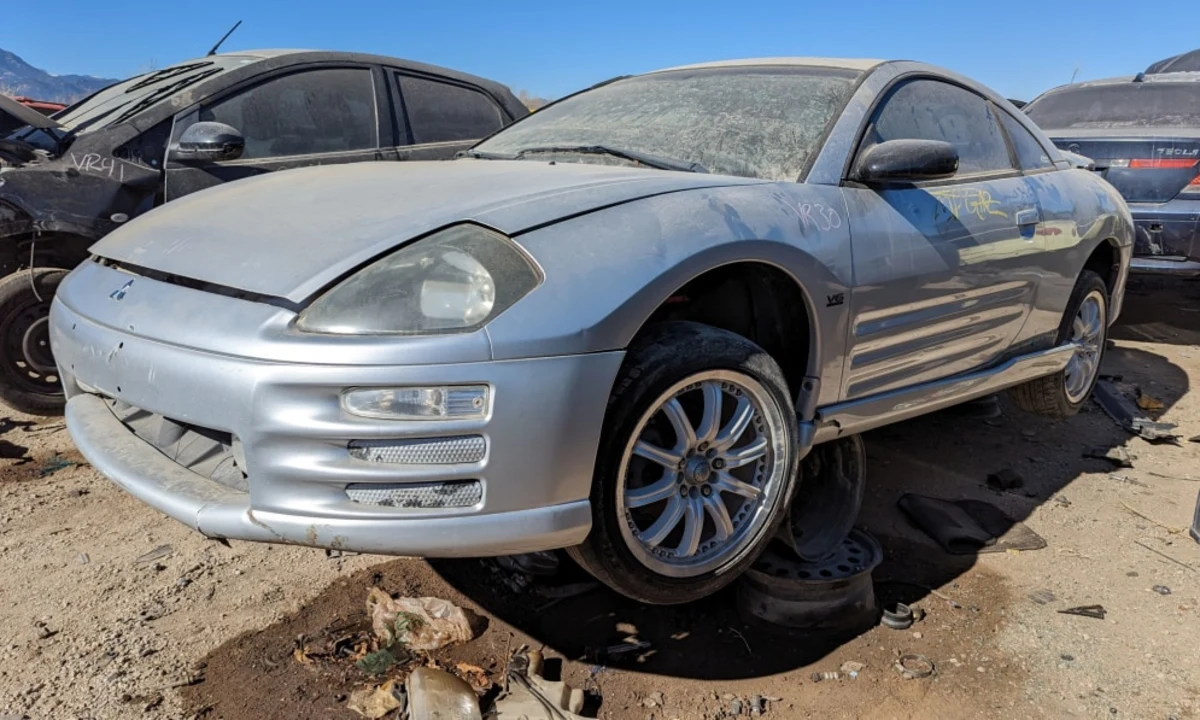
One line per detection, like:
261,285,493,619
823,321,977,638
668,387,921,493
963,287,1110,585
345,480,483,509
348,436,486,464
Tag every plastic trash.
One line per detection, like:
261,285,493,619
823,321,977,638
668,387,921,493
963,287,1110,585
365,587,473,651
407,667,482,720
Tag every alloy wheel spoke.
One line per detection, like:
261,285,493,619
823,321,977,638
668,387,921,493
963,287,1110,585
676,498,704,557
713,470,761,499
633,440,681,468
640,494,685,547
696,382,723,444
661,398,697,453
625,472,680,508
715,397,754,450
703,495,734,542
723,435,769,469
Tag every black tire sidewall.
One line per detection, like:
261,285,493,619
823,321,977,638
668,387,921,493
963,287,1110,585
0,268,69,415
577,321,800,605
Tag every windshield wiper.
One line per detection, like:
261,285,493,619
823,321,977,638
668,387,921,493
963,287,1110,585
514,145,708,173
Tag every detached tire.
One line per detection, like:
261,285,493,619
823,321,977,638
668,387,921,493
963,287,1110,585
568,321,800,605
0,268,69,416
1009,269,1109,418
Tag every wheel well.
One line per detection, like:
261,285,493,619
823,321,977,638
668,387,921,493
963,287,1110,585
1083,239,1120,298
0,233,93,276
634,263,813,394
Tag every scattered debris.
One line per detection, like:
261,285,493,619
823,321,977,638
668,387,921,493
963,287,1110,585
987,468,1024,491
1190,435,1200,444
33,620,56,640
839,660,865,677
1134,540,1197,573
894,654,935,680
1192,488,1200,544
1061,654,1074,661
642,691,664,708
134,545,174,565
586,639,652,662
354,650,396,676
898,494,1046,554
1136,390,1165,411
1121,501,1187,534
493,649,587,719
811,670,844,682
881,602,915,630
455,662,492,692
38,453,80,477
1084,446,1134,468
1153,585,1172,596
1059,605,1106,620
1029,589,1057,605
366,587,473,651
76,553,89,565
347,679,404,719
1093,381,1181,444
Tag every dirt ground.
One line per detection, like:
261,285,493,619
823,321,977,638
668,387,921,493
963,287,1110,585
2,279,1199,720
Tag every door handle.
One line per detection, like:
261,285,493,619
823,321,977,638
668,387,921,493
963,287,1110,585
1015,208,1041,226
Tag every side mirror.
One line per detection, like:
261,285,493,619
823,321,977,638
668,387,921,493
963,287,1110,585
168,121,245,163
854,139,959,184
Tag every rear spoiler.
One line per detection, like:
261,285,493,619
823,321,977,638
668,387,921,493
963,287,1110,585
0,93,64,131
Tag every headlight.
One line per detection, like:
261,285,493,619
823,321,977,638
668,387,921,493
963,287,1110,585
295,224,540,335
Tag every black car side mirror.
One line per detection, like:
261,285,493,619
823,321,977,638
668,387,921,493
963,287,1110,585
854,139,959,184
168,121,245,163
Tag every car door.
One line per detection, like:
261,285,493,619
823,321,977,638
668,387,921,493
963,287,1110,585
839,78,1044,400
163,65,389,201
389,71,512,161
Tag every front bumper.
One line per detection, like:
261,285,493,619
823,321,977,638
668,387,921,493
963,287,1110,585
52,295,623,557
1128,201,1200,275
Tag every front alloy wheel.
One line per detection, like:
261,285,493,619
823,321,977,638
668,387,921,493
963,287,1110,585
570,322,799,604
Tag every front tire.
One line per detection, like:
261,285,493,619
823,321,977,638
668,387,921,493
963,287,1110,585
1009,270,1108,418
0,268,69,416
568,322,800,605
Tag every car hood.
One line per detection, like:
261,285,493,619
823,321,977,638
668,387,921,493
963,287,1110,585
91,159,763,303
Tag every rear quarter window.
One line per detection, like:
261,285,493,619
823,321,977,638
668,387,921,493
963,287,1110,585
397,75,506,144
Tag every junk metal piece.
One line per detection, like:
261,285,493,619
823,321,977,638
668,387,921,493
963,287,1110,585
407,666,482,720
1058,604,1106,619
1083,446,1134,468
494,650,587,719
778,434,866,561
894,654,935,679
1191,488,1200,545
1093,381,1181,444
881,602,915,630
738,528,882,634
898,494,1047,554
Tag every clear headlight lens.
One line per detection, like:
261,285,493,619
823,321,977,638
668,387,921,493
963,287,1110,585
295,224,540,335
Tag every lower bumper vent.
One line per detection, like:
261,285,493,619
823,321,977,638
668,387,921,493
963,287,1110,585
346,480,483,509
348,436,486,464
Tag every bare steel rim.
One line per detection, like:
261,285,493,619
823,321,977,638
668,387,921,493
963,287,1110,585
1064,289,1106,404
616,369,790,578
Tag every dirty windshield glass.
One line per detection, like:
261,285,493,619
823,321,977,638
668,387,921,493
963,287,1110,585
50,56,257,133
473,66,860,181
1026,82,1200,129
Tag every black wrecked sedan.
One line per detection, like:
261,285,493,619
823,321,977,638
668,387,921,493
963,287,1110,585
1025,71,1200,277
0,50,527,415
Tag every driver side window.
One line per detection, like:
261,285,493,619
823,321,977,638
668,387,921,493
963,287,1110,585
198,67,378,160
866,79,1013,176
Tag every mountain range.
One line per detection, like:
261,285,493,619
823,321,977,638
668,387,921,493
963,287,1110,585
0,47,117,103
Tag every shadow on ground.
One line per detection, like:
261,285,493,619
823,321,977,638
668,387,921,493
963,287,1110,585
182,291,1195,717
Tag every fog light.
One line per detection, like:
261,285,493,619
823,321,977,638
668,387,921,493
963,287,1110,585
342,386,489,420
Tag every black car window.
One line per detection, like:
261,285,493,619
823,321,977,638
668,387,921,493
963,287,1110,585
866,79,1014,176
998,111,1054,171
397,74,505,144
1025,82,1200,129
199,68,377,160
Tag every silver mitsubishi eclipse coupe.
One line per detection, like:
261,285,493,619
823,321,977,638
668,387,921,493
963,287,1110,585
51,58,1132,604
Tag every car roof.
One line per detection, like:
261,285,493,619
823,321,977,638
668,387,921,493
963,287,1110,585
648,57,886,74
1046,72,1200,91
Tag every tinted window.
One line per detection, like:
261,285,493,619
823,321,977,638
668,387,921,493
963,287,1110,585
398,75,505,144
200,68,377,159
1025,82,1200,129
999,112,1054,171
867,80,1013,175
474,67,859,181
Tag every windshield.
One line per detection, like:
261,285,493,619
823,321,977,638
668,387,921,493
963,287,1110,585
48,56,258,133
473,66,860,181
1026,82,1200,130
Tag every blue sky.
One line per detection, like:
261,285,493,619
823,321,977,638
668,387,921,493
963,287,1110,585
7,0,1197,102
